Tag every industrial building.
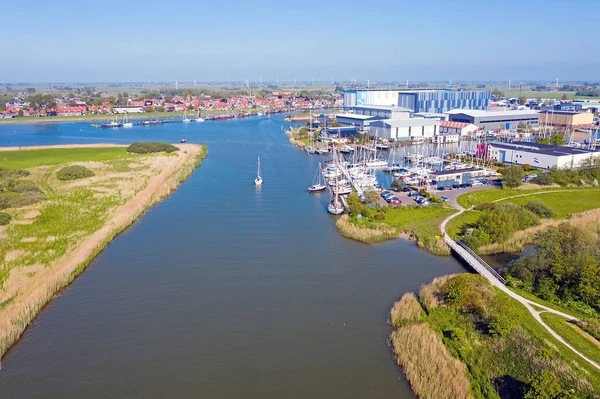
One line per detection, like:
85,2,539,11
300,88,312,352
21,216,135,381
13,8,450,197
351,105,411,120
397,90,490,113
113,106,144,114
538,110,594,128
447,109,540,130
335,105,411,130
367,118,439,141
429,168,486,188
343,90,404,108
439,121,479,137
487,141,600,169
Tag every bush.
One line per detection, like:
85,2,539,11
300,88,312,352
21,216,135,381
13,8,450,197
0,211,11,225
524,200,555,218
532,173,553,185
56,165,95,181
522,164,531,172
502,165,523,188
126,142,180,154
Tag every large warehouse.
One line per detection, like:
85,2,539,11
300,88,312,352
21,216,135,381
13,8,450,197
397,90,490,113
487,141,600,169
367,118,439,141
351,104,411,120
538,110,594,128
447,109,540,130
343,90,404,108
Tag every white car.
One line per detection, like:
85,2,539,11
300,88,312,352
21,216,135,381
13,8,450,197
472,180,483,186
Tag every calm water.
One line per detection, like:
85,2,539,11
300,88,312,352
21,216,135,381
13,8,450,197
0,116,467,398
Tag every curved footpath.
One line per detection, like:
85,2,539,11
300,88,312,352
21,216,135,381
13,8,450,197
440,196,600,371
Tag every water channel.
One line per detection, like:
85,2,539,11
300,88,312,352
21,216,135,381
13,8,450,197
0,115,468,398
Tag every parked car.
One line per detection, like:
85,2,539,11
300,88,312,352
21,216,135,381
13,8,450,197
381,191,393,199
402,186,413,192
440,196,449,202
437,186,445,191
472,180,483,186
389,197,401,205
452,184,459,189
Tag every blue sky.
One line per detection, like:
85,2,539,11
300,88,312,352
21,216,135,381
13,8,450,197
1,0,598,83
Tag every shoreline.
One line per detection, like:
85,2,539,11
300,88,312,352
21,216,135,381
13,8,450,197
0,143,207,359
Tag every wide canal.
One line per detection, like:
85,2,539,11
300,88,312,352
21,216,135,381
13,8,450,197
0,115,467,398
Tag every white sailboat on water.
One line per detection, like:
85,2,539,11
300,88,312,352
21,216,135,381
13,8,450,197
308,162,327,192
122,114,133,128
182,110,191,123
195,109,205,122
327,146,344,215
254,156,263,186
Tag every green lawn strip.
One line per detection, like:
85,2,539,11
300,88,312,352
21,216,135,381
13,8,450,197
0,147,143,169
445,210,480,238
497,191,600,219
456,187,600,209
383,205,456,238
541,312,600,366
507,287,590,320
517,303,600,388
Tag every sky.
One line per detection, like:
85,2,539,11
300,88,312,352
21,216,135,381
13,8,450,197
1,0,599,83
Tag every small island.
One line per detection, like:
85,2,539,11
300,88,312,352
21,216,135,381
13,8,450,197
0,142,207,358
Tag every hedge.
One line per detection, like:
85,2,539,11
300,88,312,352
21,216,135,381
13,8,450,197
126,142,179,154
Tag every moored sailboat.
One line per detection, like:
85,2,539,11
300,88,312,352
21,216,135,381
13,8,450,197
308,163,327,192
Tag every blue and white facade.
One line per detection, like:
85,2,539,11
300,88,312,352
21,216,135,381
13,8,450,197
397,90,491,113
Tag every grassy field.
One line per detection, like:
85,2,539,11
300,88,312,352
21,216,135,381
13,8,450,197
0,147,141,169
0,144,206,359
456,186,597,209
382,205,456,238
389,274,600,399
446,210,479,238
541,312,600,366
496,190,600,218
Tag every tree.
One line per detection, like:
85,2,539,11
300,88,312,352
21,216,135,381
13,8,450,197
365,190,380,205
491,88,504,99
536,137,550,145
517,96,526,105
17,110,24,117
144,107,154,113
107,96,116,105
187,104,194,111
561,93,568,101
502,165,523,188
0,104,5,112
550,134,566,146
517,121,526,132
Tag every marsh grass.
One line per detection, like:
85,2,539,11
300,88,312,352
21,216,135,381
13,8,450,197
335,214,397,243
0,144,206,359
390,292,425,328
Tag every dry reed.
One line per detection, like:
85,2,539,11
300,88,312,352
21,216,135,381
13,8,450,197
0,144,205,359
391,323,473,399
418,274,456,313
390,292,424,328
335,215,397,243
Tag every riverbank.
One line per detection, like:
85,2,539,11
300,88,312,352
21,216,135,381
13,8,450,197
0,143,207,359
389,274,600,398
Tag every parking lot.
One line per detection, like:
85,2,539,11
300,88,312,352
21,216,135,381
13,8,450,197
377,182,498,209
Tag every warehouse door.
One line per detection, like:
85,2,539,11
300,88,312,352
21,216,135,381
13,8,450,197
499,150,506,163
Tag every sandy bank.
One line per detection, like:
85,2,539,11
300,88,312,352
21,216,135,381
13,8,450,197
0,143,206,359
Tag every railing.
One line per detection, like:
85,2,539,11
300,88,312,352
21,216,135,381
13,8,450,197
451,238,507,285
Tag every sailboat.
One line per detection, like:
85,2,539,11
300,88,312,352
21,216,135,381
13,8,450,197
254,156,263,186
122,114,133,128
308,163,327,192
182,110,191,123
327,145,344,215
195,109,205,122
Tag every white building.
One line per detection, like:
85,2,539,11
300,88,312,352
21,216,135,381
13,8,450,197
487,141,600,169
335,114,377,130
432,133,460,144
350,105,411,120
113,106,144,114
439,121,479,137
368,118,439,141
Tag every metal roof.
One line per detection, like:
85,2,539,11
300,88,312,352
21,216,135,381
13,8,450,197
370,118,439,128
489,141,598,156
335,113,377,120
432,167,484,176
352,105,412,112
446,109,539,117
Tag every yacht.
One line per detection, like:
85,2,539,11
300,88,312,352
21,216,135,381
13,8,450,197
254,156,263,186
308,163,327,192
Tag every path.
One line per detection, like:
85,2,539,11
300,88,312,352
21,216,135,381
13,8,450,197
440,194,600,371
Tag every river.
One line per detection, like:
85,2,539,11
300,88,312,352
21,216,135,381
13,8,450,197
0,115,467,398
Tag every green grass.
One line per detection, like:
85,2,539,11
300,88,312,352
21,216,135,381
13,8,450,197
541,312,600,366
0,147,139,169
456,187,598,209
507,287,590,320
382,205,456,238
497,190,600,219
445,210,480,238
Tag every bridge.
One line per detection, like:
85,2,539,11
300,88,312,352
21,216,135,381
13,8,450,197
440,207,600,370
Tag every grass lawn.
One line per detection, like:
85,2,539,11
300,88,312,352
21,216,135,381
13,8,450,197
541,312,600,366
456,187,598,209
445,210,479,238
383,205,456,238
497,190,600,219
0,147,139,169
507,287,591,320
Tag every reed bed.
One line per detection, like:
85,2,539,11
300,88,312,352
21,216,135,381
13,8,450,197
390,292,424,328
0,144,206,359
335,215,397,243
390,323,473,399
418,274,456,313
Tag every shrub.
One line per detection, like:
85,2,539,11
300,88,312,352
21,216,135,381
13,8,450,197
522,164,531,172
56,165,95,181
441,274,492,314
374,211,386,220
0,167,30,179
126,142,179,154
502,165,523,188
532,173,553,185
0,211,11,225
524,200,555,218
